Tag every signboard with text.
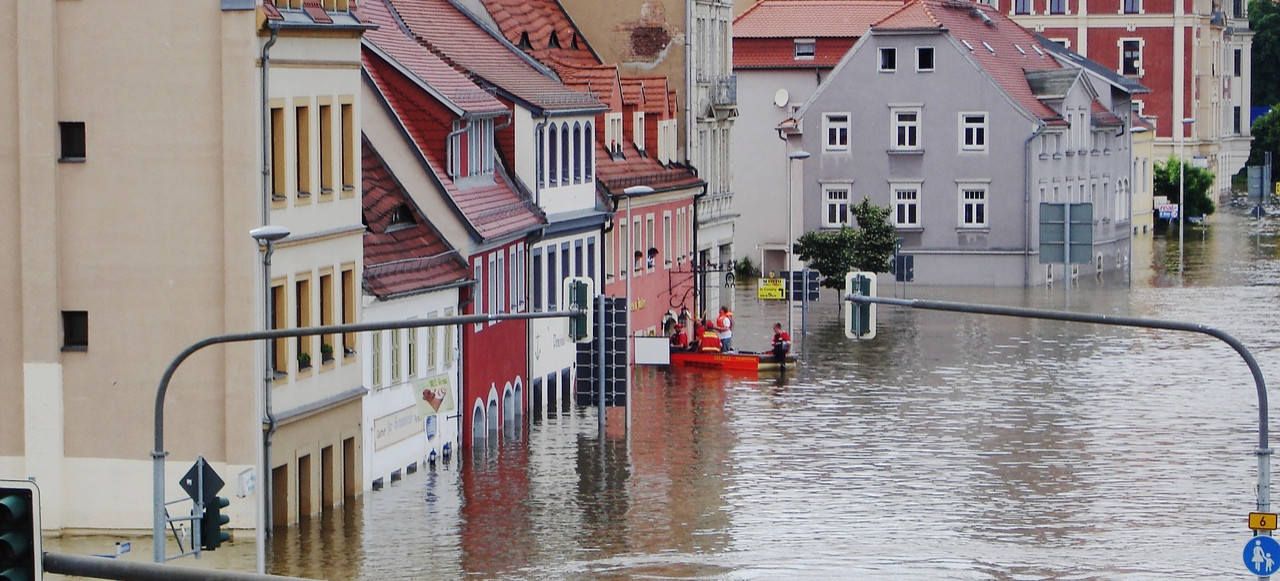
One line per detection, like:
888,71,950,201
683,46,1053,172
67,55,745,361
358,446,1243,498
758,278,786,300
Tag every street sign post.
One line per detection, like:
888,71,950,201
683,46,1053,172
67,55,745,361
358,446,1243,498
757,278,786,300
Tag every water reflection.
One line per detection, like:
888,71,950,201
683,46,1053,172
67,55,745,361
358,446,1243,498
253,208,1280,580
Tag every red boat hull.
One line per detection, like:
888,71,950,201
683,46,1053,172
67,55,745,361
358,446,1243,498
669,350,795,372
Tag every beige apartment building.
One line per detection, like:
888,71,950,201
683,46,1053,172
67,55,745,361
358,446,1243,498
0,1,366,533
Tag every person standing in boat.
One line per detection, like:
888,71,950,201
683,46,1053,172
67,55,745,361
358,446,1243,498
713,306,734,352
771,323,791,369
698,318,722,352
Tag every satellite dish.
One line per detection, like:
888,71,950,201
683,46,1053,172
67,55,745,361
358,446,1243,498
773,88,789,108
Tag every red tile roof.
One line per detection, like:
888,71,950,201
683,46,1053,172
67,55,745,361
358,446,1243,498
363,138,471,299
873,0,1062,122
362,0,510,116
468,0,703,195
479,0,602,71
364,47,546,242
734,37,858,69
734,0,904,38
381,0,602,113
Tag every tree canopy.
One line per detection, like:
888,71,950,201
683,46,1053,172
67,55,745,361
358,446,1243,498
1251,0,1280,109
793,198,897,289
1153,156,1216,219
1247,107,1280,167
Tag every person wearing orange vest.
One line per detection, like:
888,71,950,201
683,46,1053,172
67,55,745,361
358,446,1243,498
697,319,721,352
713,305,734,352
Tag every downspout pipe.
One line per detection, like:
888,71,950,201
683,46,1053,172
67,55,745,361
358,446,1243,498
258,22,279,562
692,182,707,316
1024,122,1047,288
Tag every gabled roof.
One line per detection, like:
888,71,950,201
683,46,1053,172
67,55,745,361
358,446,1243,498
560,64,625,113
364,46,546,242
873,0,1064,123
362,0,509,117
363,138,471,299
594,140,705,195
734,0,905,38
478,0,603,71
1034,33,1152,95
379,0,603,114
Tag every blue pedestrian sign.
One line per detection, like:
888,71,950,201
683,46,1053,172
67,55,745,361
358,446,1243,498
1244,535,1280,575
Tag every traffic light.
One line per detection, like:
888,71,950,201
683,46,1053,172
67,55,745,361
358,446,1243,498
0,480,41,581
200,496,230,551
563,277,594,343
844,272,877,339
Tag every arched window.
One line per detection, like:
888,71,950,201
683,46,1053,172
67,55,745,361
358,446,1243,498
573,122,582,183
548,124,559,186
561,123,571,184
584,121,595,180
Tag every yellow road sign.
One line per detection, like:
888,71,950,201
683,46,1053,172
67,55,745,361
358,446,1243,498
758,278,786,300
1250,512,1278,531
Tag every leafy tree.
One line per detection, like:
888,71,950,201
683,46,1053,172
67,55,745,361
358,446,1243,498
1247,107,1280,167
793,198,896,289
1153,156,1216,219
1251,0,1280,108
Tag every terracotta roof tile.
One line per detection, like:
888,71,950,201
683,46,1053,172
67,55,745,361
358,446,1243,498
874,0,1062,122
479,0,602,71
734,37,858,68
362,138,471,298
380,0,601,113
468,0,702,195
365,48,546,241
734,0,904,38
362,0,509,116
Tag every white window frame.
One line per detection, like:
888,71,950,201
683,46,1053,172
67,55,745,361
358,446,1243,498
957,182,989,229
605,112,623,154
473,259,484,332
633,112,645,151
960,112,988,151
891,106,922,151
878,47,897,72
822,185,851,228
1119,38,1144,76
794,38,815,60
824,113,850,151
915,46,935,72
891,182,922,228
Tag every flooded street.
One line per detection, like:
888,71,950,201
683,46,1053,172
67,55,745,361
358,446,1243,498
51,208,1280,579
271,208,1280,580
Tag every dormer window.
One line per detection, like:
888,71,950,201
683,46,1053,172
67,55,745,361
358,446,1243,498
548,31,561,49
388,204,415,231
518,32,532,50
449,118,495,180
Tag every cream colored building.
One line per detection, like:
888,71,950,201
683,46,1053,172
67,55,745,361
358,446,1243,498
0,0,367,533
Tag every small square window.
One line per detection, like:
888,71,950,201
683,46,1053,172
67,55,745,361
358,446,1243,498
879,47,897,72
794,39,815,60
62,310,88,351
916,47,935,71
59,122,86,162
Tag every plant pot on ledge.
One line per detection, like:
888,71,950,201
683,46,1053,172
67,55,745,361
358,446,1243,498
298,352,312,370
321,343,335,363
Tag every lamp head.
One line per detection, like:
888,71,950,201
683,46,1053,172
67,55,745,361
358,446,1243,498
789,151,811,160
250,225,290,243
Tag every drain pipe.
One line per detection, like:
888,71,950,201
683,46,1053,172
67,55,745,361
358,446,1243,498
1023,123,1046,288
258,22,279,572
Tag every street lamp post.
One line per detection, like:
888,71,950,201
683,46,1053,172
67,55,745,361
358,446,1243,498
1178,117,1194,273
786,150,810,340
249,225,288,574
621,185,653,433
